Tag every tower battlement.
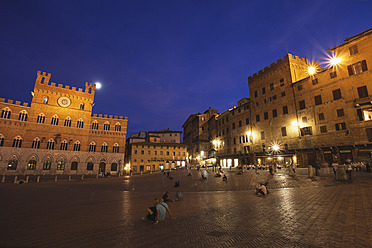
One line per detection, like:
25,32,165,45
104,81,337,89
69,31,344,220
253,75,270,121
248,54,319,82
35,71,96,95
92,113,128,120
0,98,29,107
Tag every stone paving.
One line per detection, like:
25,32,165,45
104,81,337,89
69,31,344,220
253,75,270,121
0,168,371,248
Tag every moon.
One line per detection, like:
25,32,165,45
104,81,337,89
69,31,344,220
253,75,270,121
95,82,102,89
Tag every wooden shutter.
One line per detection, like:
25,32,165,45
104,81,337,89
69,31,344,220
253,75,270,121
361,60,368,72
347,65,353,76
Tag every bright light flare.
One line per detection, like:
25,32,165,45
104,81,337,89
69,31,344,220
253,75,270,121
95,82,102,89
330,57,342,66
308,66,316,75
272,144,280,151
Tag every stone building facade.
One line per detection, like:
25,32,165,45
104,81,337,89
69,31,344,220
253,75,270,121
0,71,128,175
182,108,218,165
184,28,372,167
125,130,187,173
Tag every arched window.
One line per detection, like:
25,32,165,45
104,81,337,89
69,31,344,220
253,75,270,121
77,119,84,128
18,110,28,121
111,163,118,171
7,160,18,170
73,141,81,151
27,160,37,170
57,161,65,170
43,97,48,104
51,115,59,125
91,121,99,130
87,162,94,170
60,140,68,150
89,142,96,152
1,108,11,119
103,122,110,131
12,136,22,148
32,137,40,149
112,143,119,153
37,113,45,123
71,161,78,170
46,138,55,150
80,103,85,110
101,142,108,152
115,123,121,132
43,160,51,170
64,117,71,127
0,134,4,146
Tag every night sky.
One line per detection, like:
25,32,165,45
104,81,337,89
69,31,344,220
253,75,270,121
1,0,371,136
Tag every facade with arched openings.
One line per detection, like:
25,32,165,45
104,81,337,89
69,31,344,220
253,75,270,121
0,71,128,175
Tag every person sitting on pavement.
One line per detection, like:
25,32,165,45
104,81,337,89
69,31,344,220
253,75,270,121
162,191,171,202
255,183,267,197
154,198,176,224
143,198,159,221
175,191,183,201
222,174,227,181
174,181,180,187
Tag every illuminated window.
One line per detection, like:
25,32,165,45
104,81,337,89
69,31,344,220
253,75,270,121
7,160,18,170
27,160,36,170
57,161,65,170
43,160,51,170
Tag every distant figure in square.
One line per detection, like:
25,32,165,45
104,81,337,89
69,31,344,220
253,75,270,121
255,183,267,197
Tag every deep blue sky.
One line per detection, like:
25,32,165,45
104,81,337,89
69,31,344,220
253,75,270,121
1,0,371,135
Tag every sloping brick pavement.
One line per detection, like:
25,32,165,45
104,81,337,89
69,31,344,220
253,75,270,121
0,168,371,248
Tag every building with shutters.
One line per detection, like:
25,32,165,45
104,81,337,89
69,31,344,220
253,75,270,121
184,28,372,167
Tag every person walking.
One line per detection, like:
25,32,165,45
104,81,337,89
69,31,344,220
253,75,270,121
346,163,353,183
